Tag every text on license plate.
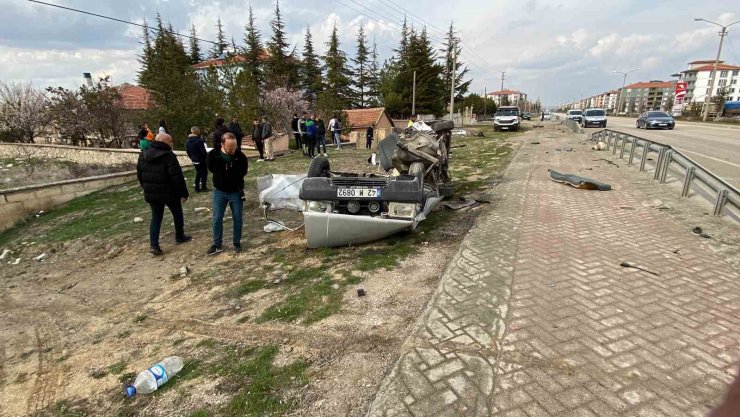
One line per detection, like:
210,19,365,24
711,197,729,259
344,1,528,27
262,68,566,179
659,123,667,126
337,188,381,198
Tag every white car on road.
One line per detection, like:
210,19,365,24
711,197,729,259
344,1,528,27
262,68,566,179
581,108,607,128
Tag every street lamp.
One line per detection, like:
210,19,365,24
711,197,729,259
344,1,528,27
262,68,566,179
613,68,640,116
695,17,740,121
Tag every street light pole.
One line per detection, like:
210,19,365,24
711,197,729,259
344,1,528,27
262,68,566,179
695,18,740,121
613,68,640,115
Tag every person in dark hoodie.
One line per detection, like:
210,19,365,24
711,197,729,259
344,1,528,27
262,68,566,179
207,132,248,255
185,126,209,192
228,116,245,149
252,118,264,161
212,118,229,150
136,133,192,256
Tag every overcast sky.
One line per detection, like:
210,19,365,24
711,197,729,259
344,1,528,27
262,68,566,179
0,0,737,106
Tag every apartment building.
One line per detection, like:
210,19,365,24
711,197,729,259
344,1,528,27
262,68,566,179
680,60,740,104
618,81,676,114
487,89,528,108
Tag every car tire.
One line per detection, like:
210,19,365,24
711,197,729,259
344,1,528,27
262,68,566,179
307,155,331,178
433,120,455,133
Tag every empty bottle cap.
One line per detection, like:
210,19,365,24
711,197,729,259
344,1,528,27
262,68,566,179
124,385,137,398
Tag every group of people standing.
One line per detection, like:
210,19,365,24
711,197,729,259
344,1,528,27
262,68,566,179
136,115,261,257
291,112,343,158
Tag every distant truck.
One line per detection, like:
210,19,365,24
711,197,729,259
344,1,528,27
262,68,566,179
493,106,520,132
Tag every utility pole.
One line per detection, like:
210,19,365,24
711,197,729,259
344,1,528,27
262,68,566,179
695,18,739,121
411,70,416,116
449,49,456,122
613,68,640,115
500,72,505,91
483,86,487,117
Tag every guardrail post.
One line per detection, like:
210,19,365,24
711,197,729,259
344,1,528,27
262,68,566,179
619,134,627,158
681,166,695,197
628,137,637,165
654,148,666,181
639,141,650,172
712,189,729,216
659,150,672,183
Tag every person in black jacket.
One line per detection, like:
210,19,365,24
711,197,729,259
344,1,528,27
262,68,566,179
136,133,192,256
185,126,209,192
252,118,264,161
228,117,245,149
316,115,327,156
212,118,229,150
207,132,248,255
366,124,374,149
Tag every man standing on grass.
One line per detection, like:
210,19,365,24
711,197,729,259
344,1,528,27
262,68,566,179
291,113,302,154
262,115,274,161
252,118,264,162
207,132,248,255
136,133,192,256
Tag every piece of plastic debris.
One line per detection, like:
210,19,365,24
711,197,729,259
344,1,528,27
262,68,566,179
264,221,287,233
133,217,144,223
34,253,47,262
124,356,183,397
548,169,611,191
179,266,189,277
619,261,659,276
0,249,10,260
11,258,21,265
194,207,208,213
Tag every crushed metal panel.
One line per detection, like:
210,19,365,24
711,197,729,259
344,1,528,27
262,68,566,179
304,212,413,248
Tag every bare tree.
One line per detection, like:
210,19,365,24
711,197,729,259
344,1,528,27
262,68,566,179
0,81,49,143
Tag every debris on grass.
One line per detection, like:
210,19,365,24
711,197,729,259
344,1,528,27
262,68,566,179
619,261,660,276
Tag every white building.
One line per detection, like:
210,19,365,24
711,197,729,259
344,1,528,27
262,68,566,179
487,89,527,108
680,60,740,105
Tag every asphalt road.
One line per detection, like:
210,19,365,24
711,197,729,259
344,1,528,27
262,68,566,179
594,117,740,188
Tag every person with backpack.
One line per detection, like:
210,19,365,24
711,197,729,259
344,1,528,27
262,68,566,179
329,114,342,150
185,126,209,192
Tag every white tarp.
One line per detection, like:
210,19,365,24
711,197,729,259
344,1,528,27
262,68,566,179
257,174,306,211
411,121,434,132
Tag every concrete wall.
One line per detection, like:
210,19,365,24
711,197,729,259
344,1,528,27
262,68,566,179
0,171,138,231
0,143,192,167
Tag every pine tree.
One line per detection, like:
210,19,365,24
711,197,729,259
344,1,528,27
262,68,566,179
352,23,370,108
243,5,264,87
230,36,238,55
188,24,202,64
442,21,471,108
366,39,381,107
265,0,298,88
210,17,226,58
137,20,154,84
139,16,217,147
405,27,445,115
300,26,322,100
321,24,353,110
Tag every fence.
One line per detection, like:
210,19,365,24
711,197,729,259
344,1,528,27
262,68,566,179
591,129,739,218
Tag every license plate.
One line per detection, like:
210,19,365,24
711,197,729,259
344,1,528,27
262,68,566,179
502,127,509,130
337,188,381,198
659,123,667,126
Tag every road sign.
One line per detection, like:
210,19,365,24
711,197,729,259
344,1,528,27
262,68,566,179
675,82,688,104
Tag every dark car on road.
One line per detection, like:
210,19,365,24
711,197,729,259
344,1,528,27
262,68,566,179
522,112,532,120
636,111,675,130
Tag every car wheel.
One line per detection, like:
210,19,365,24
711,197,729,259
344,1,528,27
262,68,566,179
636,123,640,129
307,155,331,177
433,120,455,133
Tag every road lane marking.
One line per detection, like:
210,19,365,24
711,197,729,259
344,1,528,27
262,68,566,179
676,149,740,169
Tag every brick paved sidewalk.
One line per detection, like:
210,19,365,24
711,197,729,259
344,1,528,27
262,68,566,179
367,124,740,417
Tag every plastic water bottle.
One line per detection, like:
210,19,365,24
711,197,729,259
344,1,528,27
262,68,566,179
124,356,183,397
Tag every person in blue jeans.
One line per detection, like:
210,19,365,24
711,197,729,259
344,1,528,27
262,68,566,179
206,132,248,255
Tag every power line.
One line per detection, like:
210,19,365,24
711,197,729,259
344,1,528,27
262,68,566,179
375,0,500,74
335,0,496,82
26,0,222,45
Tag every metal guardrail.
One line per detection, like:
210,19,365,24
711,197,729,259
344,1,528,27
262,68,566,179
562,119,582,133
591,129,739,217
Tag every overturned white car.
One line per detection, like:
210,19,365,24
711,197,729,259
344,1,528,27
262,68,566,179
262,121,451,248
